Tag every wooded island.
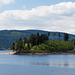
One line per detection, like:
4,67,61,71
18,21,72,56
11,32,75,54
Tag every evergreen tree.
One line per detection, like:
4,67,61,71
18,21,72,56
29,34,37,46
58,32,61,41
24,43,31,53
40,34,48,43
24,36,27,44
15,41,19,50
64,33,69,41
18,38,24,52
36,32,40,45
28,43,30,50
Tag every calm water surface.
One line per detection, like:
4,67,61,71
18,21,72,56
0,51,75,75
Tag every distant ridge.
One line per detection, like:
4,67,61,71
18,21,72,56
0,30,75,50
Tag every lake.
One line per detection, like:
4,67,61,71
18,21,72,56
0,51,75,75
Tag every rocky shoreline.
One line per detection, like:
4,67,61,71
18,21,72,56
0,51,75,55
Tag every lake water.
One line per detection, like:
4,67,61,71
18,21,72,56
0,51,75,75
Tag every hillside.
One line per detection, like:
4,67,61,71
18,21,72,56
0,30,75,50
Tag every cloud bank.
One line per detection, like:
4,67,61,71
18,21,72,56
0,0,14,7
0,2,75,34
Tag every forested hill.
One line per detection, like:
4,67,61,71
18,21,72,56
0,30,75,50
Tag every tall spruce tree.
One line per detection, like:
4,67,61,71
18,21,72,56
29,34,37,46
36,32,40,45
18,38,24,52
24,36,27,44
64,33,69,41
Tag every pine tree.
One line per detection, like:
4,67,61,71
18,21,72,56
18,38,24,52
29,34,37,46
15,41,19,50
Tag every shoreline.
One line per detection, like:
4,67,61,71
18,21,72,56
0,51,75,55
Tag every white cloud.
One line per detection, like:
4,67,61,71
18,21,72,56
0,2,75,34
0,0,15,7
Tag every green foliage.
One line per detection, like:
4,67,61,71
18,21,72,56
15,41,19,51
24,43,31,49
32,41,74,53
71,39,75,46
14,38,24,52
31,50,45,53
24,43,28,49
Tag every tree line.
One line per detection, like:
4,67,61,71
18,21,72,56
32,40,74,53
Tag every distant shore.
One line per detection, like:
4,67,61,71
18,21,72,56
0,51,75,55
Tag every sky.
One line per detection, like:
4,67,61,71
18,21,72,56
0,0,75,34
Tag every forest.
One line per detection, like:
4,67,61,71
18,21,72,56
11,32,74,53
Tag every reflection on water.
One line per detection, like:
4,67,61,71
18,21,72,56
31,62,75,68
1,60,75,68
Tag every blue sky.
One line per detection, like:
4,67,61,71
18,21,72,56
1,0,75,11
0,0,75,34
